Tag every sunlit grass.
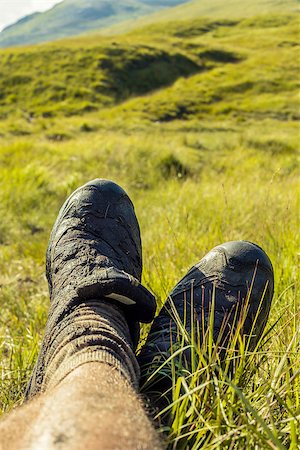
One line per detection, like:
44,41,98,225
0,6,299,449
140,285,299,449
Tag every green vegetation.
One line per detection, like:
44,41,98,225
0,2,299,448
96,0,299,36
0,0,189,48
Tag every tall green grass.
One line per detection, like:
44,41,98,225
0,6,299,449
140,284,299,449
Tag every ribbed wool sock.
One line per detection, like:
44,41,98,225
26,299,140,398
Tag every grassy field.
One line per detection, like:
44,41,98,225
0,2,299,449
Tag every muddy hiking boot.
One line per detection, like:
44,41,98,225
138,241,274,412
25,179,156,398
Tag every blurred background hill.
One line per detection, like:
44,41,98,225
0,0,189,47
0,0,298,47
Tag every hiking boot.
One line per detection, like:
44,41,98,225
45,178,155,325
26,179,156,398
138,240,274,407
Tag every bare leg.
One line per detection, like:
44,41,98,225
0,363,162,450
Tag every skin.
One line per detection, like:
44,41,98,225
0,363,163,450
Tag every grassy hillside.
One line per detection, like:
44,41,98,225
0,19,240,119
1,14,299,121
0,3,299,449
0,0,189,48
96,0,300,36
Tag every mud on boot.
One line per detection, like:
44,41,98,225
26,179,156,398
